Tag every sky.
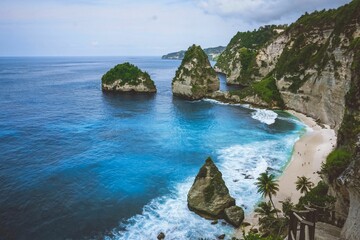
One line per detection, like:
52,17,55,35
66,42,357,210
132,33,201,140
0,0,352,56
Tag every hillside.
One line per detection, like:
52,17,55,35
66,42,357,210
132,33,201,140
162,46,225,61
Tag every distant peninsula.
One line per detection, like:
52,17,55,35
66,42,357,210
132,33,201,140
162,46,225,61
101,62,156,93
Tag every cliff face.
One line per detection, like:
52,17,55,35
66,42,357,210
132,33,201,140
172,44,219,100
215,25,286,86
102,62,156,93
217,2,359,130
216,0,360,238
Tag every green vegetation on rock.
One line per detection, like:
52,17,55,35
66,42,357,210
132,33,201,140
274,0,360,93
215,25,285,86
230,75,284,108
101,62,156,90
172,44,219,100
297,181,335,209
322,149,352,181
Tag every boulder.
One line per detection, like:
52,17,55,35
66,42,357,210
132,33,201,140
187,157,235,219
224,206,244,227
101,62,156,93
157,232,165,240
172,44,219,100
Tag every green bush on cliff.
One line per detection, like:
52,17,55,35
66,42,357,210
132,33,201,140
252,76,284,107
322,149,351,180
297,181,335,208
102,62,155,89
230,75,284,107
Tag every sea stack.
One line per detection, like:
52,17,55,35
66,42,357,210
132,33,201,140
101,62,156,93
188,157,243,224
172,44,219,100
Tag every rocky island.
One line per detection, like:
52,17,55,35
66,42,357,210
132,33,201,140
102,62,156,93
188,157,244,227
172,44,220,100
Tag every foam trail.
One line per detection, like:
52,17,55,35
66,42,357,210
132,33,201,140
251,109,278,125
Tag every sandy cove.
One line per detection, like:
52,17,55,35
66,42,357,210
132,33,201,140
237,110,337,234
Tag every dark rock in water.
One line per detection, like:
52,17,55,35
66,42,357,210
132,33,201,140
218,234,225,239
224,206,245,227
157,232,165,240
187,157,235,219
211,220,218,225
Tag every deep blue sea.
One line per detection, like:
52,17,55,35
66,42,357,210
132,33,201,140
0,57,305,240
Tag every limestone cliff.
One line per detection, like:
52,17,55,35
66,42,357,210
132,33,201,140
102,62,156,93
217,1,359,130
172,45,219,100
215,25,286,86
215,0,360,238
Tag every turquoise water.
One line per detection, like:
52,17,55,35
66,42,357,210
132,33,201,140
0,57,305,240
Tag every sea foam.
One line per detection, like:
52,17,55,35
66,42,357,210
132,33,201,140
108,138,298,240
251,109,278,125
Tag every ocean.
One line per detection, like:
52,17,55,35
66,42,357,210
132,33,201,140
0,56,305,240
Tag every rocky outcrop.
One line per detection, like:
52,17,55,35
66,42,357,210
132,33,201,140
187,157,235,219
101,62,156,93
172,45,219,100
224,206,244,227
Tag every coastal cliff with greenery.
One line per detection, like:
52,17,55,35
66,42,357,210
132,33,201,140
213,0,360,239
215,25,287,85
162,46,225,61
101,62,156,93
172,44,219,100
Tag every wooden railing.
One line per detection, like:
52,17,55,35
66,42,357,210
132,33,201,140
288,209,317,240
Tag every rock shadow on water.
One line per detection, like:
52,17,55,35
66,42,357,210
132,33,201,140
101,91,156,112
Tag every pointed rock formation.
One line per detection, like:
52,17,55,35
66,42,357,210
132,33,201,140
172,44,219,100
187,157,235,219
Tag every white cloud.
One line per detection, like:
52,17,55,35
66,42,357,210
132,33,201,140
194,0,351,23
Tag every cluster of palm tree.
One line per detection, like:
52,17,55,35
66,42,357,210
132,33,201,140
253,172,314,238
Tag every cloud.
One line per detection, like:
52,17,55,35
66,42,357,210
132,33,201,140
194,0,351,23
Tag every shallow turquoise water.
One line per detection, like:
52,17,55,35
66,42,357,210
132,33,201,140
0,57,305,239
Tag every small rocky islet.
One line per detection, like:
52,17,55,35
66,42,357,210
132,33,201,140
172,44,220,100
187,157,244,227
101,62,156,93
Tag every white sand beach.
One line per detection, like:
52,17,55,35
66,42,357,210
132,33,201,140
240,110,336,232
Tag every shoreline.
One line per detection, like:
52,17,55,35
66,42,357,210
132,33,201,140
239,109,336,233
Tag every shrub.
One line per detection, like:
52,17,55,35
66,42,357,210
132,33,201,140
322,149,351,180
297,181,335,208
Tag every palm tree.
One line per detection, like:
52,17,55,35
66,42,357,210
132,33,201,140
254,201,278,219
255,171,279,218
254,201,281,236
295,176,313,194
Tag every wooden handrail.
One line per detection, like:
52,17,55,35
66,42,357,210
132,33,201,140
288,209,317,240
